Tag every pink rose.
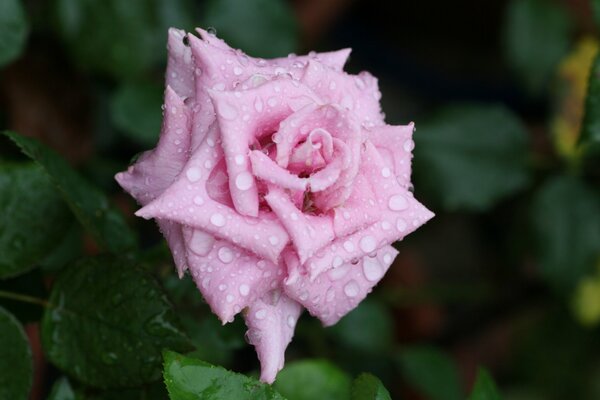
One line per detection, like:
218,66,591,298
116,27,433,383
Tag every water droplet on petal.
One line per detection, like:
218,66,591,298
287,315,296,328
388,194,408,211
362,258,383,282
218,246,234,263
186,167,201,182
254,97,264,112
193,196,204,206
234,154,244,165
344,280,360,298
233,66,243,75
218,102,238,120
381,167,391,178
210,213,226,227
403,139,414,152
239,284,250,296
235,172,253,191
268,236,279,246
343,240,355,252
359,235,377,253
255,309,266,319
396,218,407,232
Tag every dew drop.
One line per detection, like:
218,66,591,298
254,97,264,112
226,294,234,303
362,258,382,282
235,172,253,191
210,213,226,227
193,196,204,206
403,139,414,152
359,235,377,253
218,246,234,263
381,167,391,178
396,218,407,232
344,280,360,298
233,66,243,76
255,309,266,319
234,154,244,165
268,236,279,246
239,284,250,296
218,102,238,120
343,240,355,252
287,315,296,328
388,194,408,211
186,167,201,182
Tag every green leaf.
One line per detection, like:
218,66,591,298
503,0,571,95
274,360,351,400
351,373,391,400
329,300,394,355
110,82,163,147
41,256,191,388
2,131,137,253
202,0,298,58
468,368,502,400
52,0,195,79
398,346,462,400
413,104,531,212
531,175,600,291
579,53,600,154
0,162,72,279
0,270,46,323
163,350,285,400
0,0,29,66
48,377,76,400
0,306,32,400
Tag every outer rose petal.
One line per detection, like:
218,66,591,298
367,123,415,188
166,28,195,99
185,228,284,323
244,292,303,383
283,246,397,326
136,123,290,264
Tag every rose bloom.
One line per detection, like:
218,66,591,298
116,27,433,383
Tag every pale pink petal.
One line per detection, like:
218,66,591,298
367,123,415,188
249,150,308,191
283,246,397,326
136,125,290,264
265,187,335,263
166,29,195,99
185,227,285,324
244,292,303,383
332,174,381,238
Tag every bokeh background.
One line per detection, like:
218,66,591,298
1,0,600,399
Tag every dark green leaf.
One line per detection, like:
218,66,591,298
503,0,571,95
41,256,191,388
0,0,29,66
329,299,393,354
531,175,600,291
398,346,462,400
274,359,351,400
580,53,600,154
48,377,76,400
52,0,195,79
39,221,83,273
0,162,72,279
0,306,32,400
163,350,285,400
202,0,298,58
593,0,600,33
2,131,137,253
0,269,46,323
468,368,502,400
413,104,531,212
351,373,391,400
111,82,163,147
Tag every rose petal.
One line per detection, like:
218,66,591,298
166,28,195,99
244,292,303,383
249,150,308,191
367,123,414,188
185,228,284,323
265,187,335,264
332,173,381,238
283,246,397,326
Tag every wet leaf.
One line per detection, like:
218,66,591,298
48,377,76,400
398,346,462,400
413,104,530,212
351,373,391,400
0,306,32,400
41,256,191,388
503,0,571,95
274,359,351,400
2,131,137,253
110,82,163,147
468,368,502,400
0,0,29,66
531,175,600,291
202,0,298,58
580,53,600,155
163,350,285,399
0,269,46,323
0,162,72,279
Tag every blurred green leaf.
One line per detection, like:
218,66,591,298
41,256,191,388
202,0,298,58
592,0,600,31
329,299,393,354
580,53,600,155
111,82,163,147
39,221,83,273
350,373,391,400
0,0,29,67
398,346,463,400
0,162,72,279
48,377,76,400
468,368,502,400
0,270,46,323
503,0,571,95
531,175,600,291
3,131,137,253
52,0,195,79
0,306,32,400
274,359,351,400
413,104,530,212
163,350,285,399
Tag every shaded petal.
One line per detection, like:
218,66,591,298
244,292,303,383
331,173,381,238
166,28,195,99
283,246,397,326
367,123,414,188
249,150,308,191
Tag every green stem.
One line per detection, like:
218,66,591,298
0,289,50,308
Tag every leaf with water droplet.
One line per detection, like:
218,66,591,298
274,359,351,400
163,350,286,399
2,131,137,253
41,256,192,388
350,373,391,400
0,162,73,279
0,306,32,400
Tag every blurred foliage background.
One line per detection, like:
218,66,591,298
1,0,600,399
